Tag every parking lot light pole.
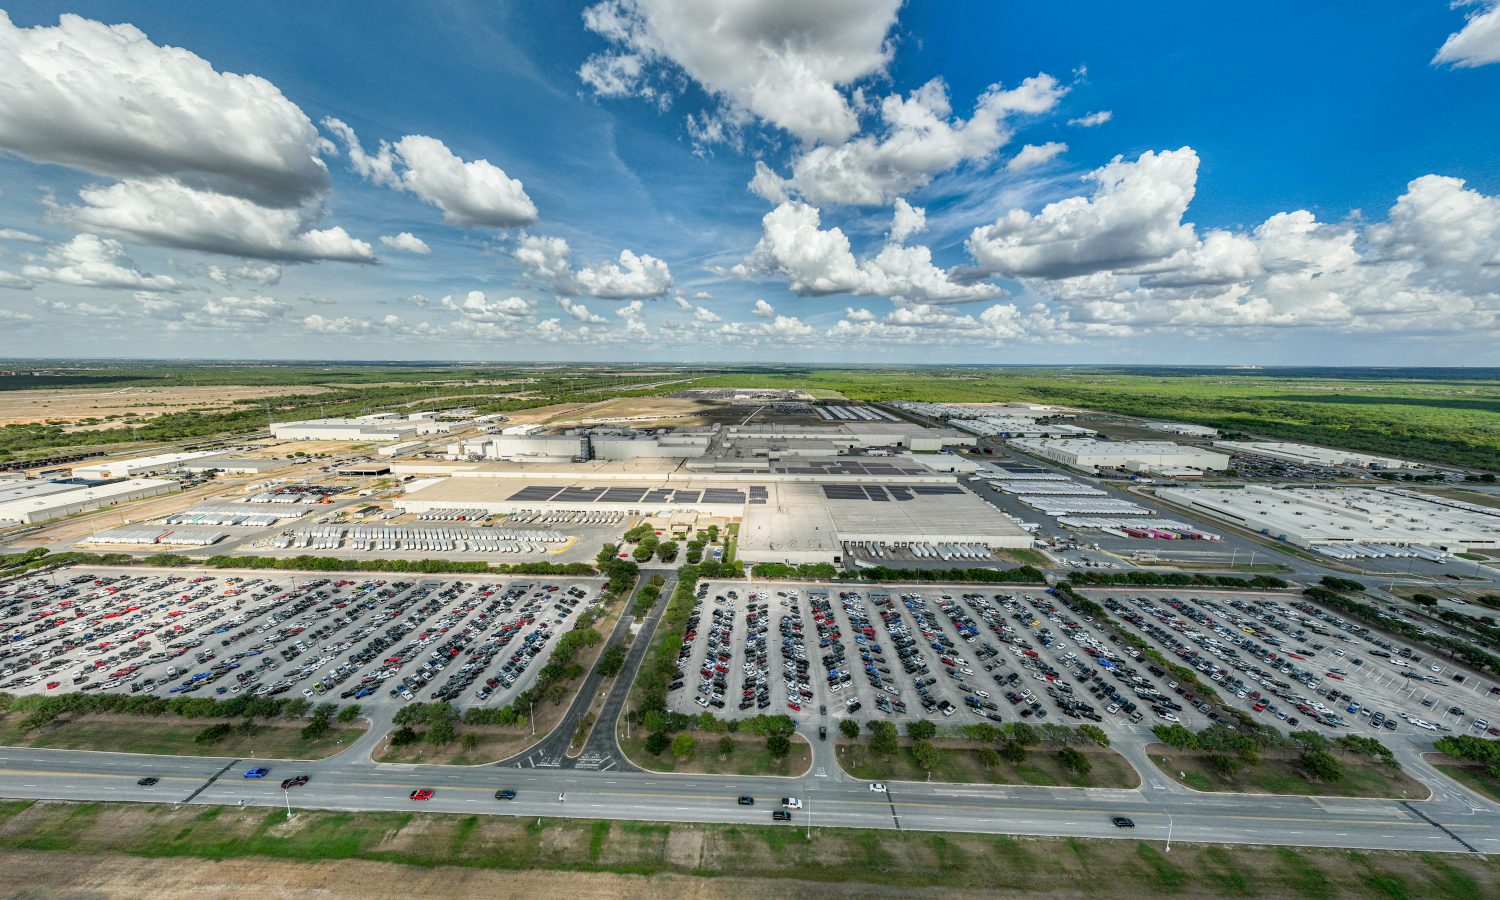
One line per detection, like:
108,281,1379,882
530,700,535,737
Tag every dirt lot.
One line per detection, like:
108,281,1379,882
0,386,335,429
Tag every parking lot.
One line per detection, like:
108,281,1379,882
1077,588,1500,739
664,581,1219,735
0,567,604,712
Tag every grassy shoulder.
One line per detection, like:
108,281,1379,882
0,800,1495,898
1429,760,1500,804
836,739,1139,789
1148,745,1430,799
618,731,812,777
0,712,363,760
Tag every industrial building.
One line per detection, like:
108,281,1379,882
1145,422,1219,438
270,416,421,442
72,450,226,480
891,401,1069,420
952,417,1096,439
0,478,176,525
1155,485,1500,552
1009,438,1231,474
1213,440,1415,470
392,431,1027,565
178,457,288,475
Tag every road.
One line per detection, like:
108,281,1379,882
1,740,1495,854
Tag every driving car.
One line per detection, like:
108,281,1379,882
736,796,755,806
136,777,158,787
868,782,887,793
1112,816,1135,828
242,767,269,779
772,810,791,822
280,775,310,789
495,789,517,800
410,788,434,801
781,797,802,809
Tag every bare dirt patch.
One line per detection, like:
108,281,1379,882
0,386,334,428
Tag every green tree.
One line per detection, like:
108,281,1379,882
389,725,420,747
839,718,861,740
907,719,937,741
671,733,696,759
1057,746,1092,776
1299,748,1343,782
867,720,899,756
977,747,1002,769
1076,724,1109,747
999,741,1027,765
656,541,679,563
426,718,455,745
766,733,791,758
718,735,736,758
460,732,479,752
1205,753,1241,778
1004,722,1039,747
644,731,671,755
597,645,627,678
912,739,941,772
337,704,361,724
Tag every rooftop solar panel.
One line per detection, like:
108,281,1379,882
601,488,648,502
508,486,561,501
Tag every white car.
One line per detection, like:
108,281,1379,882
780,797,802,809
868,782,887,793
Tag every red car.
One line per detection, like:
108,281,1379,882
410,789,434,801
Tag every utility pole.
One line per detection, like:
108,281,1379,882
1165,811,1174,853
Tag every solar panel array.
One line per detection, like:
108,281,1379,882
821,483,966,502
504,484,753,505
772,460,926,477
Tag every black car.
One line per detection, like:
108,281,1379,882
495,789,517,800
137,776,159,787
1111,816,1135,828
280,775,310,790
737,795,755,806
772,810,791,821
818,725,828,740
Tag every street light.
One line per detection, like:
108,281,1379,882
284,788,293,821
1165,811,1174,853
530,700,536,737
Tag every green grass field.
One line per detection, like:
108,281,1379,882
618,732,812,776
0,799,1494,898
1152,747,1428,799
1431,763,1500,803
838,742,1139,789
0,713,364,760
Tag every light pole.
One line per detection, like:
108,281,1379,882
284,788,293,820
530,700,536,737
1165,811,1174,853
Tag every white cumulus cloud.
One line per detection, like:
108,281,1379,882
1006,141,1067,172
22,233,177,290
576,249,673,298
1433,1,1500,68
379,232,431,254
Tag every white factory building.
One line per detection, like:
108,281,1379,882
952,417,1096,439
1145,422,1219,438
178,457,289,475
1009,438,1230,474
1156,485,1500,552
0,478,176,526
270,416,422,442
1213,440,1415,470
72,450,226,480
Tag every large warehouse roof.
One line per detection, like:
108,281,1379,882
738,482,1032,563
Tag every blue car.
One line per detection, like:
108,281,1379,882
243,767,269,779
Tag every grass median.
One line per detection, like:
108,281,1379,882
1149,745,1430,799
617,731,812,777
0,799,1494,898
1430,761,1500,803
0,712,363,760
836,740,1139,789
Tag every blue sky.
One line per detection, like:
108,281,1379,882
0,1,1498,364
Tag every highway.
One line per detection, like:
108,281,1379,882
2,719,1497,855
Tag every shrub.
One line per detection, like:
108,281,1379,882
644,731,671,755
907,719,937,741
389,725,420,747
1299,748,1343,782
671,733,696,759
337,704,361,724
195,722,233,744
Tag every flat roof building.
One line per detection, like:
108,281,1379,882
1156,485,1500,551
1010,438,1230,474
1212,440,1415,470
73,451,226,480
0,478,176,525
270,417,420,442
